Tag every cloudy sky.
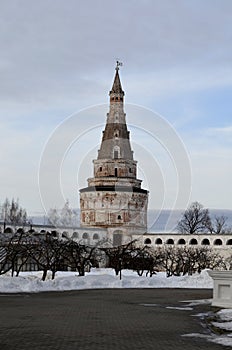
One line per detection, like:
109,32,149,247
0,0,232,215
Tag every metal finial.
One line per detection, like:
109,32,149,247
116,60,123,70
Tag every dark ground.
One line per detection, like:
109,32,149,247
0,289,227,350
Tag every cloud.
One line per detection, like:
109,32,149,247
0,1,232,212
206,125,232,136
0,0,232,111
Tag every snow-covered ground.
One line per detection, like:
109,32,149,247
0,268,213,293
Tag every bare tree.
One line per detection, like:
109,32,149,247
0,230,29,276
0,235,14,275
47,208,59,226
28,234,66,280
1,198,27,226
159,246,179,277
48,200,76,227
102,241,138,279
159,246,225,277
177,202,211,234
63,240,102,276
207,215,229,234
128,246,164,277
195,247,226,272
60,200,74,226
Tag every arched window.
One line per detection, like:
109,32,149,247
72,232,79,239
214,239,223,246
227,239,232,246
93,233,99,240
62,231,68,239
4,227,13,233
201,238,210,245
115,168,118,177
17,228,24,234
51,230,58,237
114,130,119,138
118,215,121,220
144,238,151,245
99,167,102,172
189,238,198,245
166,238,174,245
177,238,186,245
155,238,162,245
82,232,89,239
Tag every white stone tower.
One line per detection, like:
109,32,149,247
79,63,148,244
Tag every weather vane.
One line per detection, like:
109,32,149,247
116,60,123,70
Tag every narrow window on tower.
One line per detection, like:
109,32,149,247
115,168,118,177
113,146,120,159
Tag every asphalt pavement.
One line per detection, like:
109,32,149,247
0,288,226,350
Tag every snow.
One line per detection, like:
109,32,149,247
166,306,193,311
182,333,210,340
212,321,232,331
183,333,232,347
209,308,232,346
212,337,232,347
0,268,213,294
217,309,232,322
181,299,212,307
184,302,232,347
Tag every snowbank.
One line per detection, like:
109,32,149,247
0,269,213,293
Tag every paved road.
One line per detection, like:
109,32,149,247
0,289,226,350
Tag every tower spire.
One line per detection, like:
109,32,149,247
110,61,124,98
97,63,132,160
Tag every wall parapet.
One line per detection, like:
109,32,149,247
132,233,232,250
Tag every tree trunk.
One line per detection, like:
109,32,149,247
78,267,85,276
42,269,47,281
52,269,56,280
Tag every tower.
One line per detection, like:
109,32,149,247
79,63,148,244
